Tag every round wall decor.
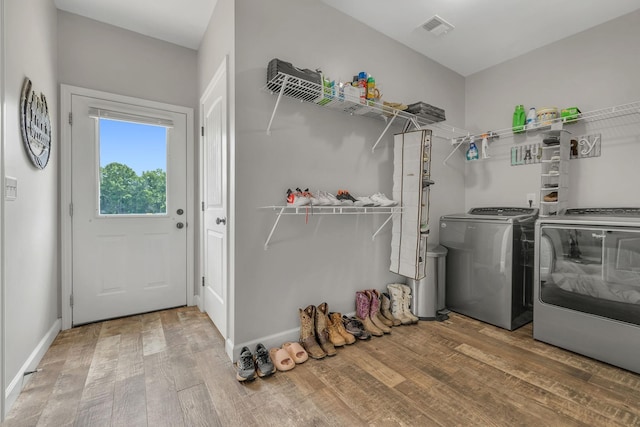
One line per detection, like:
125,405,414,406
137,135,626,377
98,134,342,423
20,77,51,169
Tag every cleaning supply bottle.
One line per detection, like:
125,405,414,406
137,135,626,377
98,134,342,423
466,136,479,161
366,75,376,102
481,133,490,159
358,71,367,104
526,107,537,130
512,105,525,133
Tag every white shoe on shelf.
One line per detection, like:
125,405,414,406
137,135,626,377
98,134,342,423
324,192,342,206
356,196,375,207
371,193,397,207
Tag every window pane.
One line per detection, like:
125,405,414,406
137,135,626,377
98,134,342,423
99,118,167,215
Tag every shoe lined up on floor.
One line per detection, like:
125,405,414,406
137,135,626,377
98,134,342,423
387,283,419,324
342,315,372,340
235,343,276,382
269,347,295,372
298,302,358,360
285,188,398,207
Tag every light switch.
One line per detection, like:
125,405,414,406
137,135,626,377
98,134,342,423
5,176,17,201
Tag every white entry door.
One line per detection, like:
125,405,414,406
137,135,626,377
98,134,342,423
70,94,188,325
201,58,228,338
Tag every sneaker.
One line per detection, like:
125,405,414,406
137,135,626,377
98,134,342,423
235,346,256,381
342,315,372,340
339,190,359,204
286,189,310,206
356,196,375,207
314,190,332,206
370,193,397,207
324,192,342,206
335,190,354,205
303,188,320,206
254,343,276,377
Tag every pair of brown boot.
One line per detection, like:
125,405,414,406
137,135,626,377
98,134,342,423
355,290,399,337
298,303,355,359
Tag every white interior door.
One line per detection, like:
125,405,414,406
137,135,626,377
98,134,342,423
70,94,188,325
201,59,228,338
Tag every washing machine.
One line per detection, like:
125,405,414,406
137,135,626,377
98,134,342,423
439,207,538,330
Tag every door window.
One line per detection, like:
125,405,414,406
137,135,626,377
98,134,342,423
98,118,168,215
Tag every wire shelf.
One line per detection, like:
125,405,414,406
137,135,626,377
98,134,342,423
455,100,640,144
259,204,403,249
262,72,469,143
260,205,403,215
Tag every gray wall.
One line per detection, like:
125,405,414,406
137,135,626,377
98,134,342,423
57,10,200,307
4,0,58,409
464,10,640,210
58,11,198,109
231,0,465,346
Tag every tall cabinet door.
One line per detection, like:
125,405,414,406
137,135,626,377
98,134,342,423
390,129,432,279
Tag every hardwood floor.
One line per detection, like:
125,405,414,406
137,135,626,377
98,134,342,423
4,306,640,426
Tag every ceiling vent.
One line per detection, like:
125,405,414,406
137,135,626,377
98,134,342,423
421,15,454,36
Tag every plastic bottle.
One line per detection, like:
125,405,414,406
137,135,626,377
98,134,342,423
481,133,490,159
526,107,537,129
358,71,367,104
466,137,479,161
366,76,376,100
512,105,525,133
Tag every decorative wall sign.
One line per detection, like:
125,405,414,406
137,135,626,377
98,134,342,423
570,134,601,159
20,77,51,169
510,133,602,166
511,143,541,166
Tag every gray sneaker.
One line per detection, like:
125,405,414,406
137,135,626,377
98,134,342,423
235,346,256,381
254,343,275,377
342,316,372,340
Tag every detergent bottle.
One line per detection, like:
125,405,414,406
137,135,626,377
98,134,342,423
466,136,479,161
526,107,537,130
512,105,525,133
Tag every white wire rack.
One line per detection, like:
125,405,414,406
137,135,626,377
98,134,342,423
262,72,470,151
444,100,640,165
260,205,403,249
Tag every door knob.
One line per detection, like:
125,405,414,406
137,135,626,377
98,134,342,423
176,222,184,229
177,209,184,215
216,217,226,225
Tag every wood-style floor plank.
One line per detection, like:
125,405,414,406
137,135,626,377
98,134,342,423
5,307,640,427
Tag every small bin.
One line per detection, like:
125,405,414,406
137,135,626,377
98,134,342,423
408,244,448,321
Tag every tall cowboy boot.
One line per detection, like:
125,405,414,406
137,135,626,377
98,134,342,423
356,291,383,337
316,303,340,353
400,284,420,323
381,292,402,326
371,289,394,328
299,306,326,359
387,284,412,325
366,290,391,334
329,312,356,345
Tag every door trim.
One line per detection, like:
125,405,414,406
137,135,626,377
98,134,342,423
199,55,234,358
60,85,195,330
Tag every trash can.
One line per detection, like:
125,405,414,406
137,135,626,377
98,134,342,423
408,244,448,321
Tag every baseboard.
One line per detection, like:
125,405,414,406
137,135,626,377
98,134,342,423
5,318,61,414
231,327,300,361
227,311,357,361
192,294,202,311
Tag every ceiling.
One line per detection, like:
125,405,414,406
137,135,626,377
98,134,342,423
53,0,217,50
54,0,640,76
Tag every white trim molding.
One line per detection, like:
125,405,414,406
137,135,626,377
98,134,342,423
59,85,195,330
4,318,60,415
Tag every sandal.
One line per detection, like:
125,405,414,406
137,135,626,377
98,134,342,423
282,342,309,364
269,348,295,372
